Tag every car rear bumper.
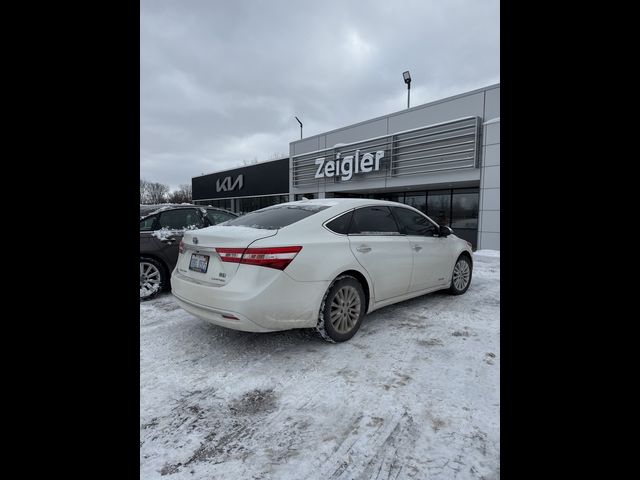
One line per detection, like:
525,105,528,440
170,266,330,332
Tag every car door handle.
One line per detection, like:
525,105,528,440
412,245,423,251
356,246,372,253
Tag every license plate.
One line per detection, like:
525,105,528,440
189,253,209,273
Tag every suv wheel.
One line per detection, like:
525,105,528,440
140,257,166,301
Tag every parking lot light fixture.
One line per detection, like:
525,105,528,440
403,71,411,108
295,116,303,139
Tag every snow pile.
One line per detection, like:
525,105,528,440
140,282,160,298
474,249,500,258
151,228,174,240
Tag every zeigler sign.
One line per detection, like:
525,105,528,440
315,150,384,181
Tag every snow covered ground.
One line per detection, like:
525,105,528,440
140,251,500,479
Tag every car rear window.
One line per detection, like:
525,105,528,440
224,204,330,230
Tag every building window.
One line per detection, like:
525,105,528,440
329,192,373,199
451,189,479,229
194,199,232,211
404,192,427,213
426,190,451,226
236,195,288,215
374,192,405,203
295,194,315,201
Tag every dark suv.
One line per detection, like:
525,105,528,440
140,205,237,300
140,203,190,218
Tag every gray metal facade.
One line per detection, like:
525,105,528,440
289,84,500,250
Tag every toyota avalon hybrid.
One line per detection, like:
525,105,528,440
170,199,473,342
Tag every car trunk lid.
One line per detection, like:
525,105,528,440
176,226,278,286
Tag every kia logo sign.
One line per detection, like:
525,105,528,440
315,150,384,181
216,174,244,192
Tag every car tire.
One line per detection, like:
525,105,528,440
315,275,366,343
448,254,472,295
140,257,166,301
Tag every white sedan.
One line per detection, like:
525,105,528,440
170,199,473,342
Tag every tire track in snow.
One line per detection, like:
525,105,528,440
303,294,458,479
311,409,417,480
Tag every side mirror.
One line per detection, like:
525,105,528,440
439,225,453,237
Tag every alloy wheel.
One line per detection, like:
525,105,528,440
329,286,361,333
452,259,471,291
140,261,162,298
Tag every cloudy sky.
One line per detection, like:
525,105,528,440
140,0,499,190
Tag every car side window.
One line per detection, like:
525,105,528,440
325,210,354,234
392,207,438,236
206,210,236,225
140,215,157,231
348,207,400,235
158,209,202,230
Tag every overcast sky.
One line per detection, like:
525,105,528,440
140,0,499,190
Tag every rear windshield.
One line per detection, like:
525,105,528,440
223,204,330,230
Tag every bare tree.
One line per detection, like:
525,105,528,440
140,178,149,204
146,182,169,204
167,184,192,204
181,183,192,202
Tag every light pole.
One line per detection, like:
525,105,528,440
295,116,303,139
403,71,411,109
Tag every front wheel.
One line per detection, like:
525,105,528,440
315,276,366,343
448,255,472,295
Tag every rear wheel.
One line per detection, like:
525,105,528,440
140,257,166,301
448,255,472,295
315,275,366,343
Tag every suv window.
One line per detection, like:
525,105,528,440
205,210,236,226
158,209,202,230
325,210,354,235
392,207,438,236
348,206,400,235
140,215,157,231
224,204,330,230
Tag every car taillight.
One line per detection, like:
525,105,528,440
216,248,244,263
216,246,302,271
179,240,185,254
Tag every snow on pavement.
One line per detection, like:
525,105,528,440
140,251,500,479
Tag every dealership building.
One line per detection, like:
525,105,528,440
193,83,499,250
